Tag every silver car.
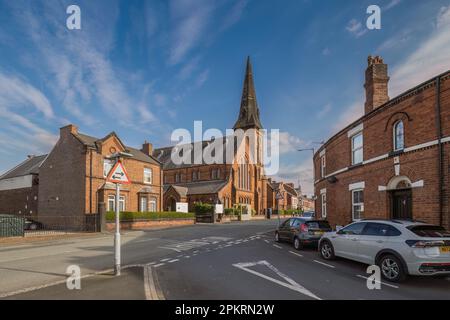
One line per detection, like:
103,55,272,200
318,219,450,282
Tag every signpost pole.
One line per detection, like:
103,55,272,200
114,182,121,276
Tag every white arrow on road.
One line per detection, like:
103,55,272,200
232,260,321,300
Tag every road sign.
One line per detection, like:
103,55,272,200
107,160,131,184
275,191,284,200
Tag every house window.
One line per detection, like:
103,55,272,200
352,189,364,221
103,159,114,177
175,173,180,183
320,155,326,178
351,133,363,165
393,121,404,151
108,195,126,212
321,193,327,218
144,168,152,184
140,196,148,212
149,197,157,212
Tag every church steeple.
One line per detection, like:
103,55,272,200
233,56,263,130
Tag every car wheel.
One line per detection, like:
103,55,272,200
320,240,335,260
275,232,280,242
378,254,406,283
294,237,303,250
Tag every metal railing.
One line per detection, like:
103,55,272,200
0,214,100,238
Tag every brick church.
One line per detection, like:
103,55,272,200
155,57,271,214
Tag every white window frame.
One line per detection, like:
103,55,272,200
321,193,327,218
320,155,326,178
140,196,148,212
103,159,114,178
108,195,126,212
351,132,363,165
352,189,364,221
108,195,115,211
149,197,157,212
144,168,152,184
393,120,404,151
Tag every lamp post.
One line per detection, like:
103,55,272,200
106,152,133,276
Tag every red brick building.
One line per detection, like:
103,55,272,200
314,56,449,229
154,57,270,214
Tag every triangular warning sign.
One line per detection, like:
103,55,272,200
106,160,131,184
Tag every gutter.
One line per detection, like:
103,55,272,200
435,76,443,227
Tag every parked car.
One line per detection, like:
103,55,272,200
319,219,450,282
24,218,44,231
275,218,332,250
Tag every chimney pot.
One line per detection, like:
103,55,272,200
142,141,153,156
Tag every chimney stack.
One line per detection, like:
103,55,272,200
364,55,389,114
141,141,153,156
60,124,78,137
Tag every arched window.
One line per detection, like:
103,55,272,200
393,121,404,151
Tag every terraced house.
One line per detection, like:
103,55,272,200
314,56,450,229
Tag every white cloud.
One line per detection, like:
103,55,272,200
0,72,54,119
346,19,367,38
316,103,332,119
220,0,249,32
278,132,306,155
168,0,215,65
332,101,364,133
322,47,331,56
271,159,314,196
390,5,450,96
195,69,210,88
384,0,402,10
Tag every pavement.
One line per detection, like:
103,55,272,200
1,219,449,300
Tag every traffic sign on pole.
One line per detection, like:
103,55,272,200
106,160,131,184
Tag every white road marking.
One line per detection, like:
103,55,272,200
160,258,170,262
264,240,270,243
153,263,165,268
289,251,303,257
158,236,232,253
356,275,399,289
273,244,283,249
313,260,335,269
135,238,157,243
233,261,321,300
184,256,190,259
168,259,179,263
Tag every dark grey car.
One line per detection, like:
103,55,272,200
275,218,332,250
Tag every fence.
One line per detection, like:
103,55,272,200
0,214,101,238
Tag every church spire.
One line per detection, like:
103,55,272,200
233,56,263,130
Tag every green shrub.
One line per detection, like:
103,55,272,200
224,208,235,215
105,211,194,221
193,202,214,214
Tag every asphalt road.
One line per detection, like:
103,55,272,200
1,219,449,300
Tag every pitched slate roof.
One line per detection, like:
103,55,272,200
154,137,233,170
75,132,160,166
164,180,228,196
0,155,48,180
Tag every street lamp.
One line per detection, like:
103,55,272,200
106,151,133,276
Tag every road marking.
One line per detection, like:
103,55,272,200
289,251,303,257
233,261,321,300
158,236,232,253
160,258,170,262
144,265,165,300
273,244,283,249
313,260,335,269
356,275,399,289
153,263,165,268
168,259,179,263
264,240,270,244
135,238,157,243
184,256,190,259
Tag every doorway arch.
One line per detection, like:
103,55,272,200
387,176,413,220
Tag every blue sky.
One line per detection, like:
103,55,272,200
0,0,449,195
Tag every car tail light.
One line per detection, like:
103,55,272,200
405,240,445,248
301,223,309,233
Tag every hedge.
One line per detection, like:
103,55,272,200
193,202,214,214
106,211,194,221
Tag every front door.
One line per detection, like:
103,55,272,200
391,189,412,220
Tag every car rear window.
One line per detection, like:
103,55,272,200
307,221,330,229
407,225,450,238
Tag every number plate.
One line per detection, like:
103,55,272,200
439,246,450,254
